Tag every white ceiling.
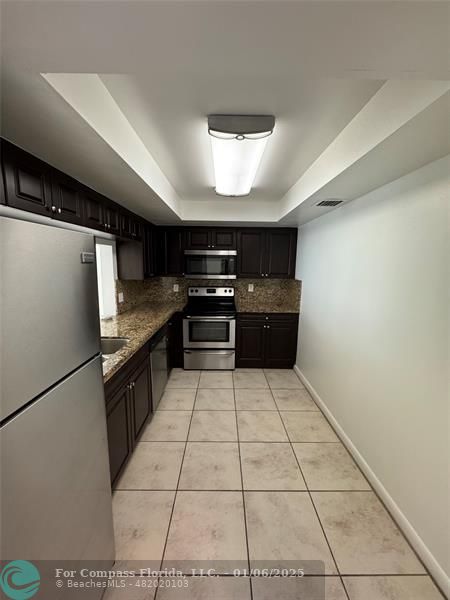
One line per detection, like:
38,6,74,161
1,1,449,225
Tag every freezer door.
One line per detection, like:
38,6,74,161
0,217,101,420
0,356,114,562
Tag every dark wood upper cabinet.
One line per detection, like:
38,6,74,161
2,141,52,216
265,229,297,278
165,228,184,275
143,225,155,278
238,228,297,279
83,189,104,231
117,240,144,280
121,211,142,241
0,141,298,282
51,170,84,225
185,228,236,250
237,229,265,277
212,228,236,249
185,228,209,249
103,200,121,235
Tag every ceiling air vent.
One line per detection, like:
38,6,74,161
316,199,343,207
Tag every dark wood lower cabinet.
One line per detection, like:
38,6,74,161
106,384,133,488
236,317,266,368
131,358,152,442
236,313,299,368
264,315,299,368
105,348,153,487
168,312,184,369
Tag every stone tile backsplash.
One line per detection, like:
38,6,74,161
116,277,301,314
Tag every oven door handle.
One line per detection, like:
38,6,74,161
184,316,235,321
184,350,235,356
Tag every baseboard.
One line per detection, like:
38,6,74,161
293,364,449,597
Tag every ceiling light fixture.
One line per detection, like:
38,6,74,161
208,114,275,197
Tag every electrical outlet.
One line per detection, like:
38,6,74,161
118,292,124,303
173,284,179,292
248,283,254,292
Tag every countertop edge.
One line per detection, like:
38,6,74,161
102,305,184,384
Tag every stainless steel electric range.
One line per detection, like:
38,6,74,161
183,286,236,370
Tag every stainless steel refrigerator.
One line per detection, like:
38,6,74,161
0,217,114,589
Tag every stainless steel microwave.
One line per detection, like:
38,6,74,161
184,250,237,279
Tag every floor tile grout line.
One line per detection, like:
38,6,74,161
138,439,346,444
115,488,375,493
156,374,199,593
233,379,254,600
287,371,439,592
268,385,349,597
125,371,439,598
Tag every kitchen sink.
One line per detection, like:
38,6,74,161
101,337,129,355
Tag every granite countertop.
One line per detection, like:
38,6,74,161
101,301,185,383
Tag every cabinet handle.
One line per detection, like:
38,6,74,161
57,208,62,214
51,205,57,213
267,325,270,328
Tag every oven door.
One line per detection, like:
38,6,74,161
183,316,236,349
184,250,237,279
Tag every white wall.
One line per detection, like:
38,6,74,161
95,239,117,319
295,157,449,586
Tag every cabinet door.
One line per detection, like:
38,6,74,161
83,190,104,231
154,228,168,275
131,358,152,442
120,212,134,239
106,383,132,487
185,228,210,249
211,229,236,249
105,201,121,235
2,141,52,216
144,226,155,278
237,230,265,278
264,316,299,368
51,171,84,225
236,317,266,367
132,218,143,241
265,229,297,278
121,212,142,241
166,228,184,275
117,240,145,280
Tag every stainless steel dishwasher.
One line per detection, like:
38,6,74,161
150,325,169,411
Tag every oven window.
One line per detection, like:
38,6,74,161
185,256,235,276
189,321,230,343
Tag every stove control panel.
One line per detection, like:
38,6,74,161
188,287,234,297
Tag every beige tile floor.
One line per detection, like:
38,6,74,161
107,369,443,600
